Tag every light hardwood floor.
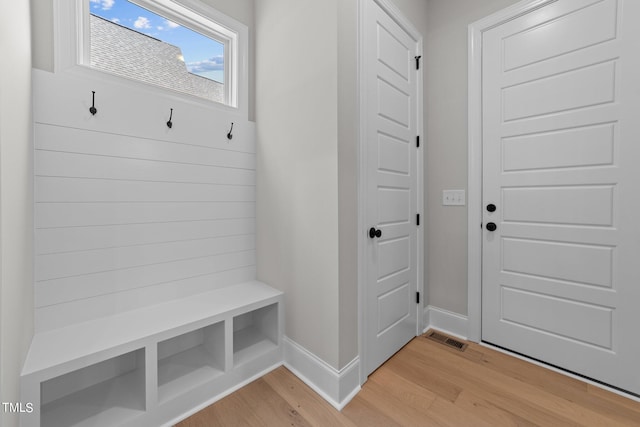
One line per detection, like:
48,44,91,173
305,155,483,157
176,331,640,426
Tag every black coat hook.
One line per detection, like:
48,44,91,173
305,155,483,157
227,122,234,140
166,108,173,129
89,91,97,116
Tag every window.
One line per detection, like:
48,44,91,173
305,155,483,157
78,0,242,107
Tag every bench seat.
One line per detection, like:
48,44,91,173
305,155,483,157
21,280,283,427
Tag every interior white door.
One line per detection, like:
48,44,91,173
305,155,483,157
482,0,640,395
362,0,421,376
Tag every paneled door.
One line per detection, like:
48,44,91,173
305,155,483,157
482,0,640,394
362,0,422,376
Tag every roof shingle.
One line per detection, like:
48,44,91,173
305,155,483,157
90,14,224,103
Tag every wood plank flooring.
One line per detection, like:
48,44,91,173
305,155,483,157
176,331,640,426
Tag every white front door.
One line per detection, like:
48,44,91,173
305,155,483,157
362,0,422,376
482,0,640,395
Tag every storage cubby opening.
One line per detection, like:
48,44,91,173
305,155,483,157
40,348,145,427
157,321,225,402
233,303,278,366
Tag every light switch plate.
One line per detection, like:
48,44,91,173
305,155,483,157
442,190,466,206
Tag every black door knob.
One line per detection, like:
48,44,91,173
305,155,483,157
486,222,497,232
369,227,382,238
487,204,496,212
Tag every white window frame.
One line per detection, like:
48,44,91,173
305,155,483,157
54,0,248,115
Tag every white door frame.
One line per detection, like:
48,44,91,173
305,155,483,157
467,0,564,342
357,0,424,384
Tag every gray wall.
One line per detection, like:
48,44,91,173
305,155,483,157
255,0,342,368
256,0,428,370
337,0,359,368
425,0,520,315
0,2,34,427
31,0,54,71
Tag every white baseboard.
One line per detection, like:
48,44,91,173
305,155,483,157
424,305,469,340
282,336,361,410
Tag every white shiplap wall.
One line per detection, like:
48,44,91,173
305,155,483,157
33,69,257,331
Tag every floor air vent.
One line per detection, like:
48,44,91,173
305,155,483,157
425,331,468,352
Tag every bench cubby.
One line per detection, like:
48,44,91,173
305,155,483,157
21,281,283,427
157,321,225,403
40,348,145,427
233,303,279,366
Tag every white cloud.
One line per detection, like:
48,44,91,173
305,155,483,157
187,56,224,73
90,0,115,10
112,18,120,24
157,20,179,31
134,16,151,29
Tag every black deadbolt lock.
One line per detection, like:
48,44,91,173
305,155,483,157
487,203,496,212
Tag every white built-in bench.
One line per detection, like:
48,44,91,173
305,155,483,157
20,281,283,427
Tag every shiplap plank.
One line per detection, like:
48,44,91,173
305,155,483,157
36,218,255,254
36,177,255,203
34,266,257,332
35,150,255,185
36,250,256,307
33,72,258,333
35,202,255,228
36,234,255,281
35,124,256,164
32,70,256,154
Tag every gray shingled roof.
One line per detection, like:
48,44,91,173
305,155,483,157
90,14,224,103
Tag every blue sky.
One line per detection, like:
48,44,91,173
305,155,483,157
90,0,225,82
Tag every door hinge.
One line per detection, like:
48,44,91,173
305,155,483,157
417,213,420,226
416,135,420,148
416,292,420,304
415,55,422,70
